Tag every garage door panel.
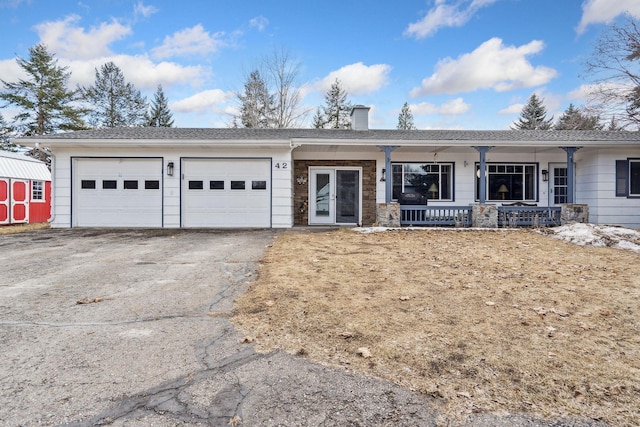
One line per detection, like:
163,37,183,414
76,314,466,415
182,159,271,228
73,158,162,227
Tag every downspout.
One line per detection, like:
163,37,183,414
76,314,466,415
34,142,55,224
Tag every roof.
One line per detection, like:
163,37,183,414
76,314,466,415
0,150,51,181
14,127,640,148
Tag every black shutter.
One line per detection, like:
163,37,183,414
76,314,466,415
615,160,628,197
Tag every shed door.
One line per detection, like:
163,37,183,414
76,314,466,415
0,178,9,224
73,158,163,227
181,158,271,228
11,179,29,224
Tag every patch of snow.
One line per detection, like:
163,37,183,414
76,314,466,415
543,223,640,253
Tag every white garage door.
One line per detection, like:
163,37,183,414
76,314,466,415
73,158,163,227
182,158,271,228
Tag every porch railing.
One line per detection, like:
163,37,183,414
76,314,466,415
400,205,472,227
497,206,561,227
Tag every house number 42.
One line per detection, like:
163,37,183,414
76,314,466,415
274,162,288,169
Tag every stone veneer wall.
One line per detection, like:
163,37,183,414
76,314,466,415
293,160,377,226
471,203,498,228
560,204,589,224
376,203,400,227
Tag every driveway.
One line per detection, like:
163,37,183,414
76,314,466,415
0,229,438,426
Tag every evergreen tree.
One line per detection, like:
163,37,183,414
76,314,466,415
237,70,275,128
512,94,554,130
554,103,603,130
0,43,86,136
145,85,174,127
0,112,17,152
397,102,417,130
314,79,353,129
82,61,148,128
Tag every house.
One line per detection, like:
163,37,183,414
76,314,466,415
17,106,640,229
0,150,52,225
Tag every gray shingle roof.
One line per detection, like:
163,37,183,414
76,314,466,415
16,127,640,143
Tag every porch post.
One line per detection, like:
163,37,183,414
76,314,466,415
561,147,580,203
378,146,398,203
473,146,493,203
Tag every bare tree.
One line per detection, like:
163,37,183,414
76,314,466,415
261,48,307,128
583,18,640,129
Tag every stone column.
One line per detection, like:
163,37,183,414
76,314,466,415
560,204,588,225
471,203,498,228
376,203,400,227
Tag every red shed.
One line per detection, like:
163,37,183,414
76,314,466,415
0,151,51,225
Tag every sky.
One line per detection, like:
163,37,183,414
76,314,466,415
1,0,640,130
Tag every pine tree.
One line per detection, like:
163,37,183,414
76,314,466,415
0,43,86,136
314,79,352,129
145,85,174,127
82,62,148,128
512,94,553,130
554,103,602,130
397,102,417,130
237,70,275,128
0,112,17,152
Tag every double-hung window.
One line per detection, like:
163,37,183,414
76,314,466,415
476,163,537,202
391,163,453,201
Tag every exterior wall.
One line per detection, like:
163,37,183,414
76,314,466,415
577,148,640,228
50,146,293,229
28,180,51,223
293,159,377,226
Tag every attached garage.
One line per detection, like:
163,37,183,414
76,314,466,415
72,157,163,227
181,158,271,228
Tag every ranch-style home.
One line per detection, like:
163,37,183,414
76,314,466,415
18,106,640,229
0,150,51,225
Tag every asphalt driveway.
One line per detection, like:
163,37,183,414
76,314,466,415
0,228,439,427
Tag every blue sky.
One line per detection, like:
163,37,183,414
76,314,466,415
1,0,639,130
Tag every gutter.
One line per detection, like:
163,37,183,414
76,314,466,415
34,142,55,224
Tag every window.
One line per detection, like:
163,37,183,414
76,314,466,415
252,180,267,190
102,180,117,189
123,180,138,189
145,180,160,190
616,159,640,197
476,163,537,201
81,180,96,189
188,180,204,190
230,181,245,190
31,180,44,201
210,180,224,190
391,163,453,201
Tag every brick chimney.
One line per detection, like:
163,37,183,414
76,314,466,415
350,105,370,131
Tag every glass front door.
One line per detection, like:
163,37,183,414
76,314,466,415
309,168,360,224
548,163,571,205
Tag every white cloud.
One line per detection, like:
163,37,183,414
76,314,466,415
64,55,209,89
499,103,524,115
34,15,131,60
133,1,158,19
151,24,226,59
576,0,640,34
411,97,470,115
249,16,269,31
410,37,557,97
405,0,498,39
0,58,24,89
171,89,234,113
315,62,391,95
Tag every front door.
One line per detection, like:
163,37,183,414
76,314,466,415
10,179,29,224
309,168,361,225
548,163,570,205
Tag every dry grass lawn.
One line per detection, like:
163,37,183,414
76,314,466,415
0,222,49,235
233,228,640,426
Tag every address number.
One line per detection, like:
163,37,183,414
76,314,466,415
274,162,289,169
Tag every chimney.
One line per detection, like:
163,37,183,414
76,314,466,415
350,105,370,131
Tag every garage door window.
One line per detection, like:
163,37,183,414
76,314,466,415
145,180,160,190
252,180,267,190
123,180,138,189
231,181,245,190
210,180,224,190
102,180,117,189
81,180,96,189
189,180,204,190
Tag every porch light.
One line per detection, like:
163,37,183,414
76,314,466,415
428,183,439,199
498,184,509,200
167,161,174,176
380,168,386,182
542,169,549,182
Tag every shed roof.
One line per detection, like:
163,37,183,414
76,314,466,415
0,150,51,181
